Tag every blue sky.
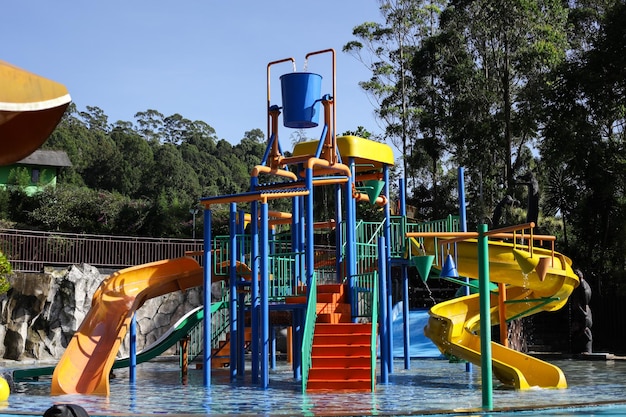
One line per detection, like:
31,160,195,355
3,1,385,148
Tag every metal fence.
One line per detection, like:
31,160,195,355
0,228,204,272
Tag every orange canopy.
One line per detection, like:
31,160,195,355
0,60,71,165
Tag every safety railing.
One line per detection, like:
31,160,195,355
0,228,203,273
370,269,379,391
183,296,231,363
403,215,460,264
213,234,302,301
356,219,386,245
349,268,378,391
351,270,378,319
301,272,318,393
356,241,378,277
268,251,300,300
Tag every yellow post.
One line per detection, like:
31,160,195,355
498,283,508,347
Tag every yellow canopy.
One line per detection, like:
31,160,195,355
0,60,71,165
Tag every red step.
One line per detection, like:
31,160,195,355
311,355,371,368
204,327,252,368
306,379,372,391
287,283,377,391
308,320,375,391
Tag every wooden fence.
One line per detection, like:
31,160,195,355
0,228,204,272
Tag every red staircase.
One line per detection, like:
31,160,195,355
198,327,252,369
289,284,376,391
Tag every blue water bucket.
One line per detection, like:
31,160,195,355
280,72,322,128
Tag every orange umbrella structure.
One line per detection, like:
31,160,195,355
0,60,71,165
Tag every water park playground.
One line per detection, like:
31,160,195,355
3,50,625,416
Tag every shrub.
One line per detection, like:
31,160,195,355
0,251,12,295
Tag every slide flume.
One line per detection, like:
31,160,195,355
423,239,579,389
51,257,206,396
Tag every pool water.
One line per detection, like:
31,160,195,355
3,358,626,416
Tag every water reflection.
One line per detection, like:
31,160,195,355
5,358,626,416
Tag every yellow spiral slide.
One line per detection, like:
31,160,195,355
423,239,579,389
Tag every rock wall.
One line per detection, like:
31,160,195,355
0,264,202,361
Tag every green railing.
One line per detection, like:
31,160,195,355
184,283,231,362
370,270,379,391
356,219,386,245
388,215,461,263
212,235,300,300
350,269,379,391
301,272,318,393
405,214,460,235
212,235,252,276
389,215,408,258
355,241,378,278
268,251,301,300
351,270,378,319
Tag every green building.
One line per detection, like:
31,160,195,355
0,150,72,196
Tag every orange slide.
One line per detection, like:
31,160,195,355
0,60,71,165
51,257,207,396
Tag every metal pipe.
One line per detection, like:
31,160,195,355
478,224,493,410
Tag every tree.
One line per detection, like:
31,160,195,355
149,143,202,206
135,109,165,143
440,0,568,192
344,0,447,200
540,0,626,290
79,106,110,133
110,128,155,198
81,133,124,193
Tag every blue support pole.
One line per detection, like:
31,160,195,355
378,236,388,384
305,168,314,288
458,167,472,373
203,208,213,386
293,307,302,379
290,195,302,380
298,195,306,285
251,200,260,383
228,203,239,381
237,210,246,377
346,158,356,316
292,197,300,285
129,314,136,384
229,204,238,380
383,166,393,373
399,178,410,369
335,182,343,279
260,201,270,388
458,168,467,234
270,326,276,370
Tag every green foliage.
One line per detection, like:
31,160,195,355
12,105,267,238
0,251,12,295
342,0,626,294
8,167,32,187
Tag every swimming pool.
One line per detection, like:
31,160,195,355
3,358,626,416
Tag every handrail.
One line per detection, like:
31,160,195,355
0,228,203,273
301,272,317,393
184,299,230,363
370,270,379,391
406,222,545,261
